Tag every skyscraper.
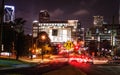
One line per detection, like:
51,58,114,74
0,4,15,51
93,16,104,27
39,10,50,22
4,5,15,22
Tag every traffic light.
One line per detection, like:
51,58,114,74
57,44,61,48
74,45,79,50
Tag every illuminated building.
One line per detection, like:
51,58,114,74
33,20,79,43
0,4,15,51
85,16,104,46
39,10,50,22
93,16,103,27
4,5,15,22
32,10,81,44
102,24,120,46
85,15,120,56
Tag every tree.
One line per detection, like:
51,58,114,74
38,31,50,43
14,18,26,33
43,44,52,54
37,31,51,48
36,31,51,59
15,33,25,59
88,40,98,56
13,18,26,60
100,40,111,50
24,34,32,56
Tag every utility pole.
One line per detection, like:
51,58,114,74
111,16,114,56
0,0,4,52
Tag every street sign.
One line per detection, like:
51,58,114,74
64,40,73,50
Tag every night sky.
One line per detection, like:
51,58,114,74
5,0,119,34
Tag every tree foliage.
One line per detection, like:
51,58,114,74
100,39,111,50
38,31,50,43
88,40,98,56
36,31,51,54
12,18,26,60
2,17,28,60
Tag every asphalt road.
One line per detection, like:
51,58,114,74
0,62,68,75
70,62,120,75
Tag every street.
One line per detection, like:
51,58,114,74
1,55,120,75
0,62,68,75
70,61,120,75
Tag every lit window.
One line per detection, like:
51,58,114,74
33,27,38,29
108,30,111,33
52,23,54,26
38,23,41,26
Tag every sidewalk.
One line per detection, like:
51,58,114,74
0,56,64,70
19,57,51,63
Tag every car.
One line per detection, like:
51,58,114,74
111,56,120,64
0,52,12,56
93,57,108,64
68,54,93,63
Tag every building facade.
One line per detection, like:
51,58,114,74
39,10,50,22
93,16,103,27
32,20,80,43
32,10,81,44
4,5,15,22
85,16,120,56
0,5,15,51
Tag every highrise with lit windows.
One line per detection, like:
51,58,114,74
93,16,103,27
4,5,15,22
39,10,50,22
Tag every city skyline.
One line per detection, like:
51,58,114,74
4,0,119,34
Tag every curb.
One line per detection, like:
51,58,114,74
0,64,33,70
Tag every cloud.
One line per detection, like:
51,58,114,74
79,0,98,6
50,8,64,18
73,9,89,16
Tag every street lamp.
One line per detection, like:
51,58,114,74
41,35,46,40
36,34,46,62
41,35,46,61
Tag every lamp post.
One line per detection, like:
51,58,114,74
41,35,46,61
111,16,114,56
37,34,46,61
0,0,4,52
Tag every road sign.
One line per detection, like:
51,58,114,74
64,40,73,50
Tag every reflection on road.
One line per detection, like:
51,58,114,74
69,61,120,75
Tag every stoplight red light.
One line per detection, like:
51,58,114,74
58,44,61,48
74,45,79,50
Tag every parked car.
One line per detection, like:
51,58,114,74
0,52,12,56
68,54,93,63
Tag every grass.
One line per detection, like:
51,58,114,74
0,58,35,68
0,64,12,67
